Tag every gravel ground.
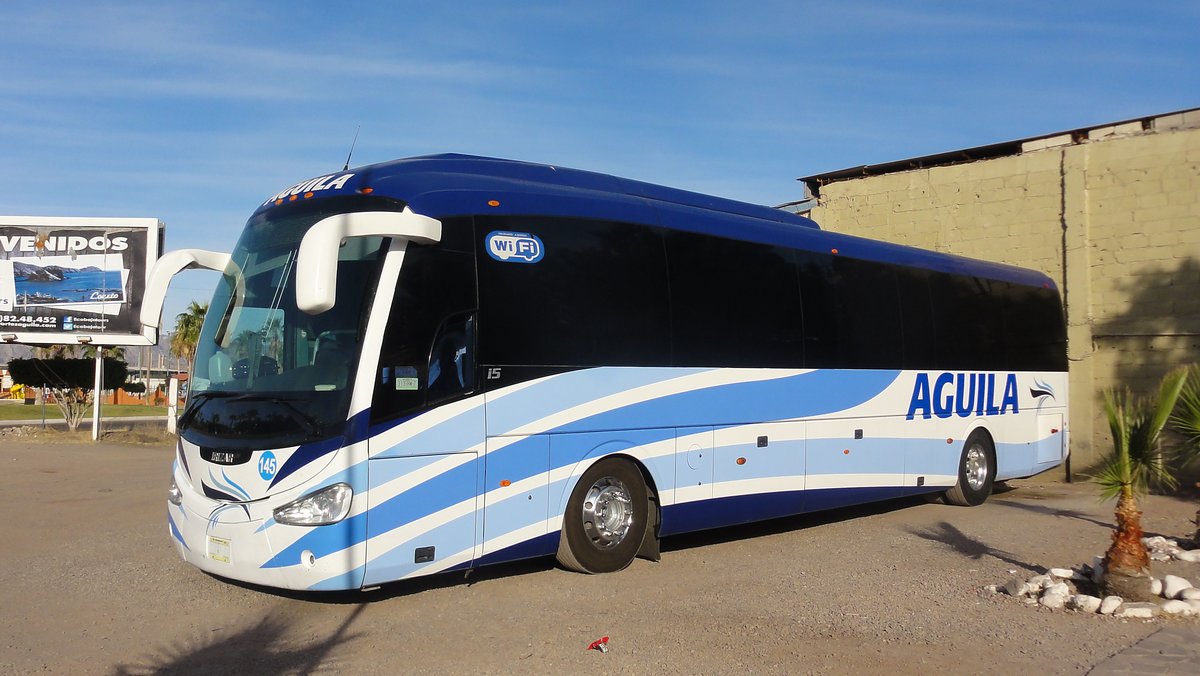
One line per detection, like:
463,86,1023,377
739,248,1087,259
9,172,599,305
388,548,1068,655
2,439,1198,675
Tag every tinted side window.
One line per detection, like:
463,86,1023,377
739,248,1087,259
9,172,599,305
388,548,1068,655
477,216,670,367
797,252,903,369
1004,283,1067,371
666,231,803,367
833,256,904,368
896,266,937,369
795,250,837,366
929,272,1008,370
370,218,477,425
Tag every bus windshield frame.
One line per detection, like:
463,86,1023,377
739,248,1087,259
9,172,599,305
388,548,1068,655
179,197,400,450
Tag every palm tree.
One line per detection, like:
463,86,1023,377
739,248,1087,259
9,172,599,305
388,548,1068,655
170,301,208,374
1095,367,1188,600
1168,365,1200,544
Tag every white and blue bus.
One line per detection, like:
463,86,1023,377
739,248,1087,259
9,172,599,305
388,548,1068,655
143,154,1068,591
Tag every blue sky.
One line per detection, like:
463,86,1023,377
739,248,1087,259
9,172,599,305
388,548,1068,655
1,1,1197,326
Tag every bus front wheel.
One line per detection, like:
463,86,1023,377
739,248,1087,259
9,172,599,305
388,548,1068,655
557,457,648,574
944,430,996,507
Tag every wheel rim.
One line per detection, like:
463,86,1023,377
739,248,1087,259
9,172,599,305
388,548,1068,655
581,476,634,549
965,444,989,490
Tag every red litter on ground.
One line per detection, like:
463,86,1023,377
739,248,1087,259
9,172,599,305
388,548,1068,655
587,636,610,653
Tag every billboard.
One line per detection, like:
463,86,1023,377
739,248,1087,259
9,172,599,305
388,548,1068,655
0,217,163,346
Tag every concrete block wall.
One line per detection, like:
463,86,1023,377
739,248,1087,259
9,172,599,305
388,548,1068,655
807,119,1200,473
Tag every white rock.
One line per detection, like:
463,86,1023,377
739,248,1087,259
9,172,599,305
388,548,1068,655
1099,596,1123,615
1143,536,1177,548
1068,594,1102,613
1049,567,1075,579
1044,581,1070,596
1151,578,1163,596
1188,599,1200,613
1114,602,1159,619
1180,588,1200,601
1003,578,1028,596
1028,574,1053,590
983,584,1000,594
1040,591,1067,609
1162,574,1194,600
1176,549,1200,563
1160,600,1195,616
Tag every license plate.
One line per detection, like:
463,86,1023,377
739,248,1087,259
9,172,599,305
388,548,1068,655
207,536,231,564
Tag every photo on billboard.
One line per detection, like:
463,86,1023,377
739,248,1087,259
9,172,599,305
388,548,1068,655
0,218,163,346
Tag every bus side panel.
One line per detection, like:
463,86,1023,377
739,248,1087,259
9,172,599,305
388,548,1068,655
805,417,911,512
661,423,805,535
480,435,553,562
361,452,480,587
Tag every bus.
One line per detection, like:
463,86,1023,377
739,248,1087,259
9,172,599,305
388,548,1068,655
143,154,1068,591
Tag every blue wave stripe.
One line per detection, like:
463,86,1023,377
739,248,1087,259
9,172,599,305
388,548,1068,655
205,471,247,503
486,367,711,435
262,459,478,569
660,485,934,535
368,454,451,491
474,532,558,567
168,513,189,550
280,369,902,573
362,511,477,586
559,370,900,433
221,469,251,501
373,403,485,458
269,409,371,489
310,564,366,591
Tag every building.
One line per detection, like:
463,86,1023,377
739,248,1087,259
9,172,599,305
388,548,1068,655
796,108,1200,474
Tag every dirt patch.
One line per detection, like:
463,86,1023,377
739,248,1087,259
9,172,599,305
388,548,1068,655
0,424,176,446
1,441,1198,674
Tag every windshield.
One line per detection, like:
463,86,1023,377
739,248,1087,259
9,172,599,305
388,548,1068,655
181,198,393,449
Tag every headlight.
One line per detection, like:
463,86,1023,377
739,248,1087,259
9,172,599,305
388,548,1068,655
167,479,182,506
273,483,353,526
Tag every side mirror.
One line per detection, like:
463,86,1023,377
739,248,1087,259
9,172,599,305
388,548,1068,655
295,209,441,314
140,249,235,329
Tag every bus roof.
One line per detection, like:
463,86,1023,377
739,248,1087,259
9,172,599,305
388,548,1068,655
256,153,1056,290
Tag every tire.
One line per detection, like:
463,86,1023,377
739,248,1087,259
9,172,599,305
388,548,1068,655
556,457,648,574
944,429,996,507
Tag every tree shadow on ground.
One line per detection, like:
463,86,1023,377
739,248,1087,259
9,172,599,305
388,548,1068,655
990,500,1115,531
906,521,1041,573
111,603,365,676
992,495,1186,540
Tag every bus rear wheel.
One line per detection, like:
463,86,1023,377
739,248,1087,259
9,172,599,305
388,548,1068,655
944,429,996,507
557,457,648,574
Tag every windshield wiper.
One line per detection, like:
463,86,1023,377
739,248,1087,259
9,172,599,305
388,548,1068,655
262,396,325,438
178,391,262,429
